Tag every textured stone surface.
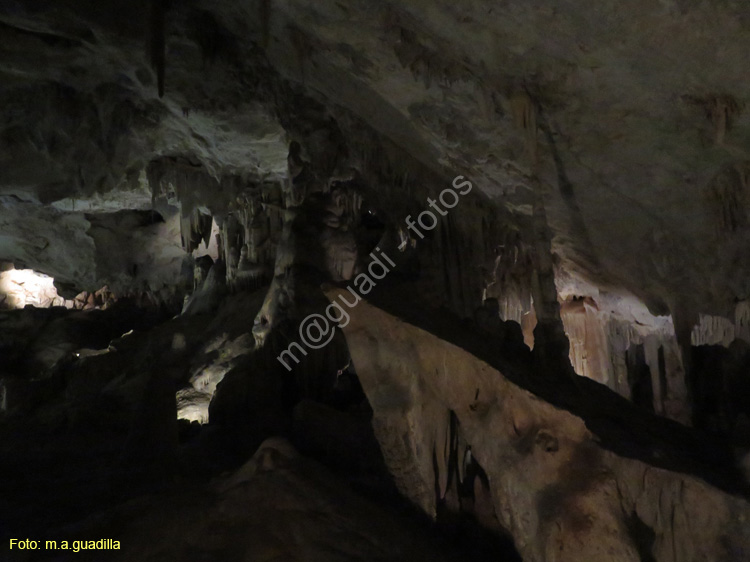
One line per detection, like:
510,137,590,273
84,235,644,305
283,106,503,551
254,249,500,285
2,1,750,560
329,288,750,562
2,0,749,407
0,0,747,317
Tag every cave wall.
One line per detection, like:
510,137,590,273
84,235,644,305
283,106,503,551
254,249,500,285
330,288,750,562
2,1,750,559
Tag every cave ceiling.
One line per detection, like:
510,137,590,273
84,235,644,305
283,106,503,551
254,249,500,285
1,0,750,320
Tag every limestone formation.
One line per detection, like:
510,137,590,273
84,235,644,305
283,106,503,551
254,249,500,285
2,1,750,560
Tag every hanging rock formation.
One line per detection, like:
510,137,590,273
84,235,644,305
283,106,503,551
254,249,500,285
2,1,750,560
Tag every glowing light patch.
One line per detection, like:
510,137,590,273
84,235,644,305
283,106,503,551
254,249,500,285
0,268,110,310
0,268,64,309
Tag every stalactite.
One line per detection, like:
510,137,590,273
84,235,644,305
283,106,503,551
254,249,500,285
223,191,278,292
179,213,190,251
556,295,694,423
178,209,212,253
691,314,736,347
708,95,742,146
287,25,310,80
260,0,271,48
682,93,743,146
390,19,474,89
149,0,166,98
705,162,750,235
736,301,750,343
642,335,664,415
528,140,574,374
510,92,538,167
483,221,534,325
253,141,311,346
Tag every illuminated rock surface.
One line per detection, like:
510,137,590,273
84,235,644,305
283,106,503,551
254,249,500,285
2,1,750,560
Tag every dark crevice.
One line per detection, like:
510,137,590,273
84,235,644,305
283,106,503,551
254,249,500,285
625,512,657,562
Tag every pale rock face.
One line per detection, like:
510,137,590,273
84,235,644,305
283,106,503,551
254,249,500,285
0,268,66,309
329,288,750,562
175,387,210,424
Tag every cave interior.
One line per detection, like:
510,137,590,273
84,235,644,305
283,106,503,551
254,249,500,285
2,1,750,561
